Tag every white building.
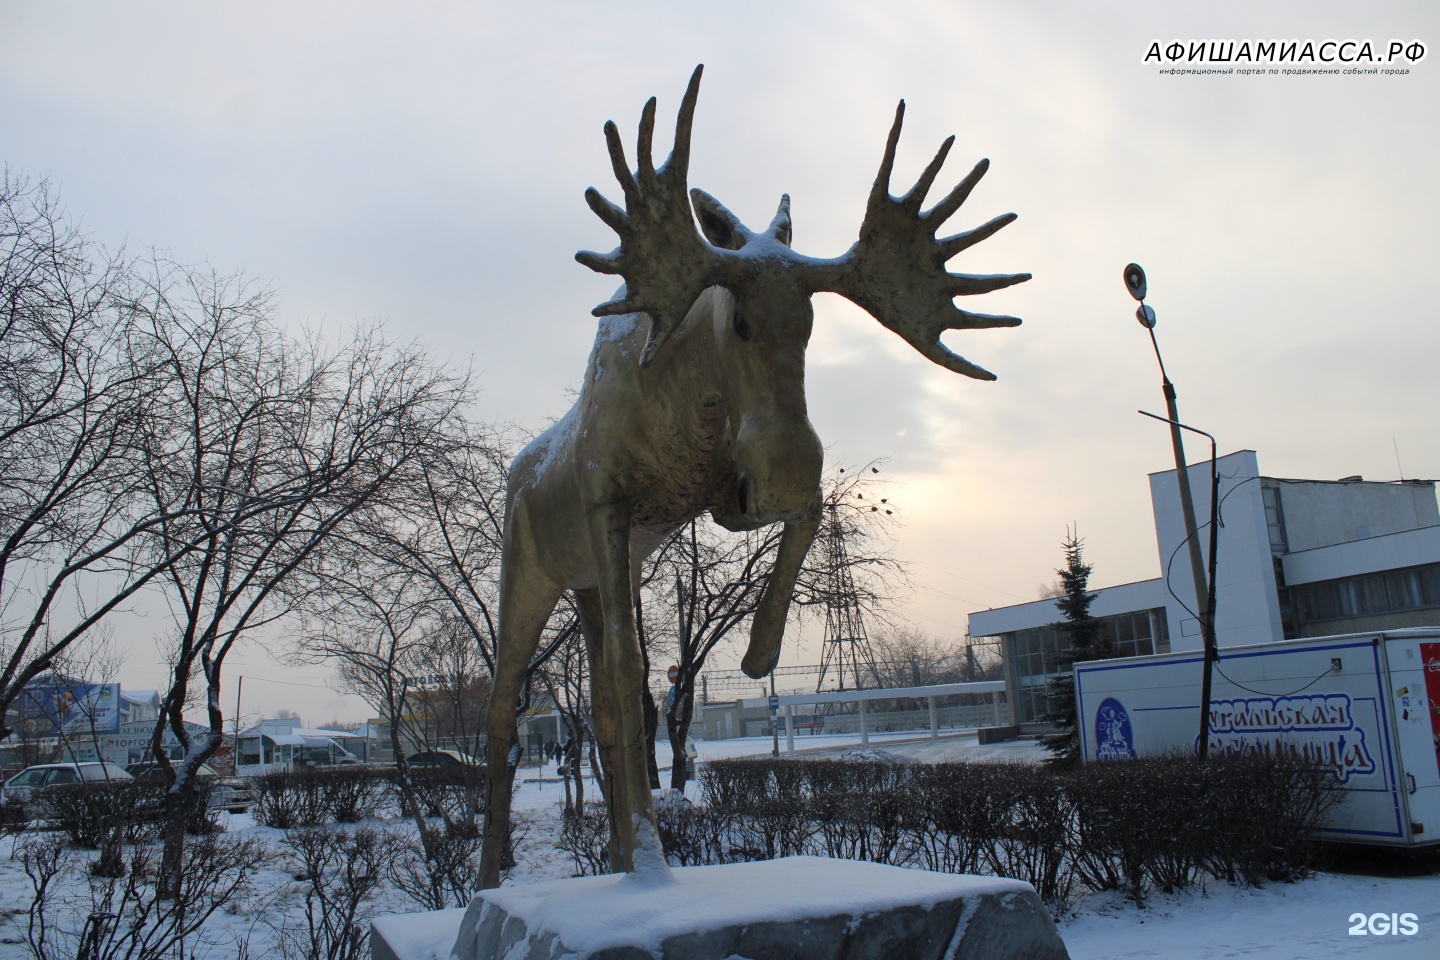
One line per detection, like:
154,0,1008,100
235,717,366,775
969,451,1440,726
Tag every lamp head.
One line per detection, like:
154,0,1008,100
1123,262,1148,301
1136,304,1157,329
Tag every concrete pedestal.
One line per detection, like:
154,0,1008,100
372,857,1069,960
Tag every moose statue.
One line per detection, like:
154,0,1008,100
479,65,1029,887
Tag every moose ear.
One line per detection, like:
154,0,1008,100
767,194,792,248
690,188,748,251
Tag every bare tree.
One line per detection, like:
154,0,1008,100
294,552,437,822
290,403,510,833
644,466,903,790
123,256,469,897
0,173,181,737
403,617,492,759
532,602,594,814
323,416,509,676
864,628,971,688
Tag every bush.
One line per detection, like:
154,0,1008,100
388,820,485,910
655,792,723,867
254,767,388,828
38,781,170,848
657,752,1338,914
254,770,318,829
405,764,487,823
278,825,390,960
17,831,265,960
557,801,611,877
1,794,31,833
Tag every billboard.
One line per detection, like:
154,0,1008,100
18,681,121,736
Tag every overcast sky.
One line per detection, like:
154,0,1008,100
3,1,1436,723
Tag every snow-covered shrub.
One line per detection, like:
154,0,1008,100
16,831,265,960
1191,751,1341,886
314,767,382,823
406,764,487,823
640,752,1334,915
903,761,1005,876
388,820,484,909
254,771,319,828
277,825,391,960
1,794,31,833
557,801,611,877
655,792,723,867
254,768,386,827
34,779,217,852
983,763,1074,909
700,759,814,861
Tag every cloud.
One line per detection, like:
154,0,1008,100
3,0,1436,691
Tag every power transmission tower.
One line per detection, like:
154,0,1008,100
815,500,880,692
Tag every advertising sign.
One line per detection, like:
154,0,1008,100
1422,642,1440,779
19,681,121,735
1075,637,1405,843
102,719,211,764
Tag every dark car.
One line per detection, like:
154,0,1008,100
125,761,257,814
405,749,480,767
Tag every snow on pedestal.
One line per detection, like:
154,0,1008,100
372,856,1070,960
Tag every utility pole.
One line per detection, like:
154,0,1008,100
1126,264,1220,759
770,672,779,758
233,676,243,772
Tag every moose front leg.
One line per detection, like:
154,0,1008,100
587,501,671,880
742,499,822,679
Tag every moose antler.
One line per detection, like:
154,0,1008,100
575,65,723,368
806,102,1030,380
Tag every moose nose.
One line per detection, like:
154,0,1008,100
737,475,752,517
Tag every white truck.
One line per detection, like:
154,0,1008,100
1073,629,1440,848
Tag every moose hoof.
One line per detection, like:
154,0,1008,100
740,645,777,679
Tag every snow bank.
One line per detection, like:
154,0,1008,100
408,856,1068,959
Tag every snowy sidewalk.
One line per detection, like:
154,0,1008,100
1060,871,1440,959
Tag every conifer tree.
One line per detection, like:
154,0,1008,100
1040,528,1114,765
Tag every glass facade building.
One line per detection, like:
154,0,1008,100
1007,608,1170,724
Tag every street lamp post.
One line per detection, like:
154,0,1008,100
1140,411,1222,759
1125,264,1220,759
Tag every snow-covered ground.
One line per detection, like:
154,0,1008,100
0,730,1435,958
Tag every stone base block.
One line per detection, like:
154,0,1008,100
372,857,1069,960
977,725,1021,745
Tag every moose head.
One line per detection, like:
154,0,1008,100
480,65,1028,886
575,65,1027,532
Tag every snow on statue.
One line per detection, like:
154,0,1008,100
480,64,1030,886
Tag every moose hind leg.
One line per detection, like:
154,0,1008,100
574,587,622,871
480,561,562,889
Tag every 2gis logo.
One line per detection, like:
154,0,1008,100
1348,912,1419,936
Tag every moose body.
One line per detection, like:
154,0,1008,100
480,66,1028,886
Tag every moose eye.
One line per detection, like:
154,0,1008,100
732,310,753,341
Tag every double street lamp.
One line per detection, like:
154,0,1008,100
1124,264,1221,759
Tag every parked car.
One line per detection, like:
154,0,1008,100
125,761,257,814
405,749,480,767
0,762,133,819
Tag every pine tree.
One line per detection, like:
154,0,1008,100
1040,529,1114,765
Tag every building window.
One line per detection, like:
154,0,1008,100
1292,562,1440,625
1262,484,1288,554
1006,607,1170,723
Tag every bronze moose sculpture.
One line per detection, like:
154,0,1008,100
480,65,1028,886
